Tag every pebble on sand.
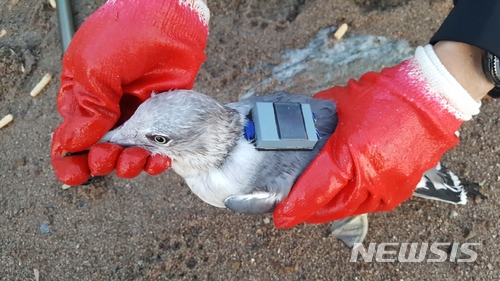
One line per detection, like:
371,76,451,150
40,224,51,233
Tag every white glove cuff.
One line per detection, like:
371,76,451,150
414,44,480,121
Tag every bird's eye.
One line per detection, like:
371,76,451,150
154,136,168,144
148,135,170,144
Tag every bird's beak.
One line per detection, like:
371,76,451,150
98,130,117,143
98,129,138,148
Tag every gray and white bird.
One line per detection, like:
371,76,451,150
103,90,337,214
101,90,467,246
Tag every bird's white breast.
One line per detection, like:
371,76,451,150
180,139,263,208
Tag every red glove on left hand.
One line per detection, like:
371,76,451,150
51,0,209,185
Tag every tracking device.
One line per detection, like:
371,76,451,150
249,102,319,150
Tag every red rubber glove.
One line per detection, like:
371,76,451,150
51,0,209,185
273,49,478,228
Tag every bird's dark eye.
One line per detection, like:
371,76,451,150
148,135,170,144
155,136,167,143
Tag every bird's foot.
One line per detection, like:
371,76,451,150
330,213,368,248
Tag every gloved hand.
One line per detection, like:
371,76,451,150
51,0,210,185
273,45,480,228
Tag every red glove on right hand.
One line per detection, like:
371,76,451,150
274,45,480,228
51,0,209,185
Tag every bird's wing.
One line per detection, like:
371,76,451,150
413,162,467,205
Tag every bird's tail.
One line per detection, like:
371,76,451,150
413,163,467,205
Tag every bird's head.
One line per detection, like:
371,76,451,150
106,90,243,177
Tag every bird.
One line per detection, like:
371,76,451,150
102,90,337,214
101,89,467,247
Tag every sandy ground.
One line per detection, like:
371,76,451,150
1,0,499,280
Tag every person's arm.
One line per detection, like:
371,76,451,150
274,1,499,227
273,44,480,227
434,41,493,101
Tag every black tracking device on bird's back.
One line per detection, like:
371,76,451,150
247,102,319,150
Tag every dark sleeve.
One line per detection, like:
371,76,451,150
430,0,500,57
